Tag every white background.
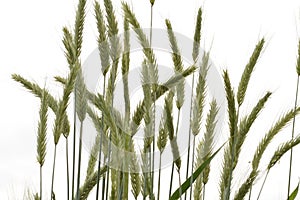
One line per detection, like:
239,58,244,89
1,0,300,199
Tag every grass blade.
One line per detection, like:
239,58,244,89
170,144,224,200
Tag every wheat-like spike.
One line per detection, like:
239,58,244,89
53,62,79,144
94,1,111,76
234,107,300,200
191,55,209,135
219,70,237,200
12,74,58,112
164,91,181,170
234,92,271,166
141,151,151,198
268,135,300,170
194,140,204,200
201,99,219,184
252,107,300,170
192,8,202,62
296,40,300,76
62,27,76,65
237,38,265,106
223,70,236,137
77,167,107,200
85,132,101,182
165,19,185,109
122,18,131,123
37,89,48,166
104,0,120,58
122,2,159,88
129,142,141,199
75,67,87,122
74,0,86,57
157,93,173,152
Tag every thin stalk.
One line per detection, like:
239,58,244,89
66,138,70,200
72,96,77,200
40,165,42,200
51,145,57,199
184,73,195,200
169,162,175,198
76,121,84,200
157,152,162,200
150,4,155,199
249,185,252,200
257,170,270,200
189,135,196,200
202,183,205,200
105,133,112,200
96,75,106,200
102,160,107,200
169,110,181,198
287,75,299,198
177,168,183,200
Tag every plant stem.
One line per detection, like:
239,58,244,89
257,170,269,200
105,133,112,200
150,4,155,199
40,165,42,200
178,168,183,200
189,135,196,200
76,121,84,200
287,75,299,198
157,152,162,200
72,96,77,200
66,138,70,200
203,183,205,200
169,110,181,198
51,145,57,200
184,73,195,200
96,75,106,200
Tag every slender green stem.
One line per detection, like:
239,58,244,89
178,168,183,200
249,185,252,200
105,133,112,200
40,165,42,200
76,121,84,200
66,138,70,200
169,162,175,198
184,73,195,200
72,96,77,200
203,183,205,200
189,135,196,200
96,75,106,200
169,110,181,198
102,158,107,200
257,170,270,200
150,5,155,199
157,152,162,200
51,145,57,199
287,75,299,198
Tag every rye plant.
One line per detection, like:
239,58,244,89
12,0,300,199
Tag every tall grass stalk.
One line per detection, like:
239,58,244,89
149,1,155,197
37,89,48,200
94,1,110,198
185,8,202,200
287,39,300,198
